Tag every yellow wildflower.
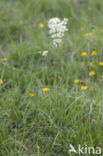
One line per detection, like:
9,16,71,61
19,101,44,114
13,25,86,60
81,52,87,56
42,88,50,92
84,32,92,37
89,71,95,76
39,23,44,28
2,57,7,62
101,72,103,78
19,20,23,25
99,62,103,66
89,62,94,67
91,51,97,56
81,86,88,90
29,93,34,97
0,80,3,85
74,79,79,83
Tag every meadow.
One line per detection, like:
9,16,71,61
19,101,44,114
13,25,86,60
0,0,103,155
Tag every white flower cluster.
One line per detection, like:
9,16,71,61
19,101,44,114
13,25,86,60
48,17,68,47
42,50,48,56
38,50,48,56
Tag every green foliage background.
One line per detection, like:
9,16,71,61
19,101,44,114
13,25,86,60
0,0,103,155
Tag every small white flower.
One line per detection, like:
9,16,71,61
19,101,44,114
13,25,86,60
38,50,48,56
48,17,68,47
42,50,48,56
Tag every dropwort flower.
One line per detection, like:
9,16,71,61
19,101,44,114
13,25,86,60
38,50,48,56
48,17,68,47
42,50,48,56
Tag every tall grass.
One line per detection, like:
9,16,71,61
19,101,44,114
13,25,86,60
0,0,103,155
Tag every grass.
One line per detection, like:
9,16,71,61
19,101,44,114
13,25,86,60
0,0,103,155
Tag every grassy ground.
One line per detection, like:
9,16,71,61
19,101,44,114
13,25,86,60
0,0,103,155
